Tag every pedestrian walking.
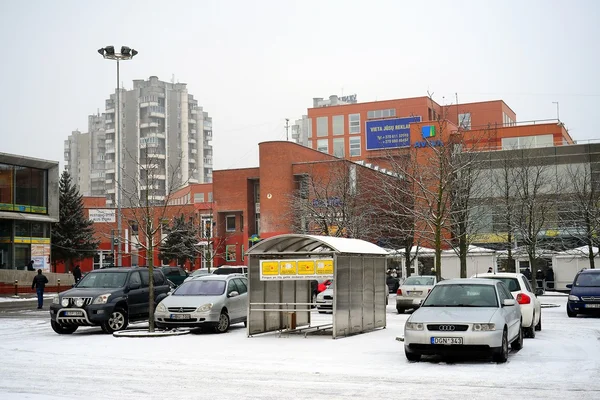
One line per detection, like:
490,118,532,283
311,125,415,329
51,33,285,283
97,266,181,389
31,269,49,309
546,267,555,290
73,265,82,283
523,267,532,280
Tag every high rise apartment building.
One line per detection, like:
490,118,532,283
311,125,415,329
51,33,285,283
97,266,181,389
65,76,213,206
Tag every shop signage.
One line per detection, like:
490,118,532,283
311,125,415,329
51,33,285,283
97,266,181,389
259,258,334,281
89,209,116,223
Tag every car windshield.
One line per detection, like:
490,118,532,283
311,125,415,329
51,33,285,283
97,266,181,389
422,284,499,308
480,277,521,292
575,273,600,287
404,276,435,286
77,272,128,288
173,280,226,295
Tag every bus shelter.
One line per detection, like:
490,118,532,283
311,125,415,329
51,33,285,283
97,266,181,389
245,234,388,339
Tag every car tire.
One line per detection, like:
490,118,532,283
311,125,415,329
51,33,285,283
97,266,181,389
51,320,78,334
493,329,509,363
535,313,542,331
511,323,523,350
397,308,405,314
567,305,577,318
405,349,421,362
100,307,129,334
214,311,230,333
523,312,535,338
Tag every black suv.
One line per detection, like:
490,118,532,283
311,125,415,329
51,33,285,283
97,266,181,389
49,267,170,334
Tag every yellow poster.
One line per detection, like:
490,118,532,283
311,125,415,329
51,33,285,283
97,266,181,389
279,261,297,275
298,260,316,275
261,261,279,275
316,259,334,275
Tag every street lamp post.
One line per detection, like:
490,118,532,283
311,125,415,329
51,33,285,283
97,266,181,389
98,46,138,266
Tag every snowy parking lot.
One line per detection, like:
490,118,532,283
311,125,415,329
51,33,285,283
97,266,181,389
0,294,599,400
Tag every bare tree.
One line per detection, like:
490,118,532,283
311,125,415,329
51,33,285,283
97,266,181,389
288,161,382,240
561,163,600,269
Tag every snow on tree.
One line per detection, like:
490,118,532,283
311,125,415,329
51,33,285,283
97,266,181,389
159,214,199,266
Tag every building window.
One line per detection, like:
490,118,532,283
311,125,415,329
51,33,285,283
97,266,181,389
226,215,236,232
201,217,213,238
333,138,345,157
317,139,329,153
501,134,553,150
333,115,344,135
316,117,328,137
349,136,361,157
208,192,213,202
458,113,472,130
308,118,312,138
194,193,205,203
367,109,396,119
226,245,236,261
349,114,360,134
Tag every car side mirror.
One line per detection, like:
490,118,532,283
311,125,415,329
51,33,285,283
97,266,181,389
566,284,572,289
503,299,516,307
228,291,239,298
128,282,141,290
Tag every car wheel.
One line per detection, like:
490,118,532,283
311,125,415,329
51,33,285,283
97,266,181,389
567,305,577,318
493,329,509,363
511,323,523,350
51,320,78,334
535,313,542,331
100,307,128,334
214,311,230,333
397,308,405,314
405,349,421,362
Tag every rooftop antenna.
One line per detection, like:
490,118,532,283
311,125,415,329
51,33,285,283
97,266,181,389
171,74,175,84
285,118,289,141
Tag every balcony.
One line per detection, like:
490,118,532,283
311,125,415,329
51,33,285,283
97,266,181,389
140,122,160,129
106,128,115,134
105,139,113,145
190,129,196,134
139,101,159,108
203,158,213,166
189,138,196,144
105,118,113,124
107,188,115,194
140,163,161,170
191,108,197,114
105,179,113,184
189,118,196,124
146,131,166,139
106,107,115,114
149,107,166,118
204,130,212,137
189,158,196,163
106,147,115,154
191,149,197,154
189,177,198,183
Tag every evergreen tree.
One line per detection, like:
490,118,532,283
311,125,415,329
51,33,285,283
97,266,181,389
160,214,199,266
52,171,100,270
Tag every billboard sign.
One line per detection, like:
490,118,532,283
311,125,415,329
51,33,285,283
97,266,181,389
259,258,334,281
89,209,116,223
365,116,421,150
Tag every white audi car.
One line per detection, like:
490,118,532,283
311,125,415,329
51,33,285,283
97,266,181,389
396,275,438,314
474,273,541,338
404,278,523,363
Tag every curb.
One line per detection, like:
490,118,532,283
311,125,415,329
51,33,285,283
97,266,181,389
113,328,191,338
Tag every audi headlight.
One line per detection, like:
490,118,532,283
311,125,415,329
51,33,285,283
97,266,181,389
61,298,69,307
93,293,111,304
473,323,496,331
156,302,166,313
197,303,213,312
405,322,424,331
568,295,580,301
52,296,59,304
74,298,85,307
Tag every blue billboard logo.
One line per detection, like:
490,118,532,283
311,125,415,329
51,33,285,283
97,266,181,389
365,116,422,150
421,125,436,138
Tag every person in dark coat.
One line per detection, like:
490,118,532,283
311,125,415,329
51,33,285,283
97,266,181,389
73,265,82,283
31,269,49,309
26,260,35,271
536,269,545,281
523,267,532,280
545,267,554,289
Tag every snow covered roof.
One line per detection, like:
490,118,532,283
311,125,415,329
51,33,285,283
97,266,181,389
496,247,557,258
245,234,389,256
555,245,600,257
442,245,496,255
387,246,436,257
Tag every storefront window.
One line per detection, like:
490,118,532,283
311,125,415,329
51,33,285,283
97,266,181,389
10,166,47,213
15,221,31,237
0,164,13,209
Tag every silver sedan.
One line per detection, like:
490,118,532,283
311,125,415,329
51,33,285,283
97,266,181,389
404,278,522,363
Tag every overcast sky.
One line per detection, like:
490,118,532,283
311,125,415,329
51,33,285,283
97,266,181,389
1,0,598,171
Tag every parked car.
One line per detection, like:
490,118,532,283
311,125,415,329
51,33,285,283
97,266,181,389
212,265,248,276
403,278,523,363
158,266,189,286
184,268,211,283
155,274,248,333
316,280,388,313
475,272,542,338
566,269,600,317
396,275,438,314
50,267,170,334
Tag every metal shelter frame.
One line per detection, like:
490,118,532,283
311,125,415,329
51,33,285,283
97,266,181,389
246,234,388,339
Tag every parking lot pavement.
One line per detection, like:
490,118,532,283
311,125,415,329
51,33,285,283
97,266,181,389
0,294,598,400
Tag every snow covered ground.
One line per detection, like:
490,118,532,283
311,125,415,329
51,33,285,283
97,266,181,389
0,295,599,400
0,294,56,303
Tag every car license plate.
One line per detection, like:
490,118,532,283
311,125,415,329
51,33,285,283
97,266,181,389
170,314,191,320
408,291,422,296
64,311,83,317
584,304,600,308
431,337,463,345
